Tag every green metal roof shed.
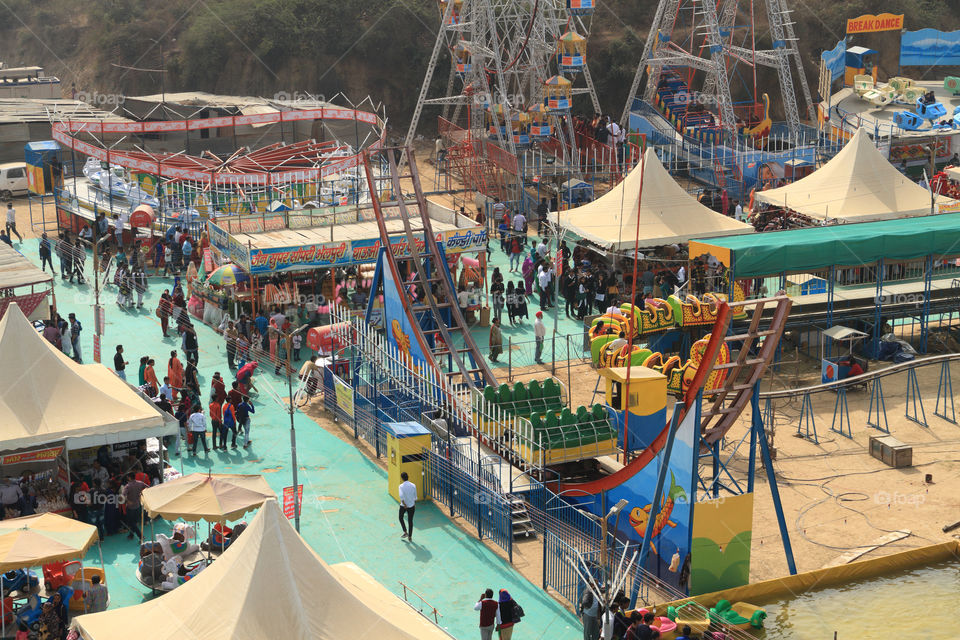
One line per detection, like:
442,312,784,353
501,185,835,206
688,214,960,279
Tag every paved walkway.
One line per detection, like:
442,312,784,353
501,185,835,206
16,239,581,639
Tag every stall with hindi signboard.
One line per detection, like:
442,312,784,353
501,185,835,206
204,207,488,327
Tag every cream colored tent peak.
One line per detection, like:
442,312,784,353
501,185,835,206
754,127,957,222
547,148,753,249
0,304,176,452
73,499,455,640
141,472,276,522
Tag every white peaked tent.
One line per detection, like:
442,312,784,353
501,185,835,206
0,304,175,452
755,127,957,221
547,148,753,249
73,499,455,640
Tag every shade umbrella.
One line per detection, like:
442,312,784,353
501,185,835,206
0,513,101,635
0,513,98,572
141,473,275,523
206,263,249,287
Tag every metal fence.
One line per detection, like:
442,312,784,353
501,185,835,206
425,450,514,562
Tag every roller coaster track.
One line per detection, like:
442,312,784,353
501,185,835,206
361,146,498,393
759,351,960,400
561,295,791,494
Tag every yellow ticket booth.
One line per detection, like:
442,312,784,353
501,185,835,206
384,421,431,502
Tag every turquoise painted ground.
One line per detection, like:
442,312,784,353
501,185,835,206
14,238,581,639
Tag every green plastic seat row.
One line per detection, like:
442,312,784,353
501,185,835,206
482,379,563,417
527,404,615,449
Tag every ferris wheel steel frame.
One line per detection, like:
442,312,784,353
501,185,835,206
405,0,601,161
620,0,814,140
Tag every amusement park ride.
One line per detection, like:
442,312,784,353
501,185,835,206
405,0,601,166
618,0,823,197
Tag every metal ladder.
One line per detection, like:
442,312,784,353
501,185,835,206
700,295,793,443
361,147,498,392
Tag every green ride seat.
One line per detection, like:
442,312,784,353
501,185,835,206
483,385,498,406
512,381,529,415
591,403,606,421
560,407,576,427
527,380,545,414
498,383,512,405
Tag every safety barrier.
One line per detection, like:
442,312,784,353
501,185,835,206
426,450,514,562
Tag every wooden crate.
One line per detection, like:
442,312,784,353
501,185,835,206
869,435,912,468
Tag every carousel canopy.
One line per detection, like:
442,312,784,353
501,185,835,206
0,513,98,571
548,148,753,249
0,304,176,452
755,128,957,222
72,499,455,640
141,473,275,523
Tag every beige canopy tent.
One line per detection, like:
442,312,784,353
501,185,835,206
547,148,753,249
0,304,177,452
0,512,98,571
73,499,454,640
755,128,957,222
141,473,275,522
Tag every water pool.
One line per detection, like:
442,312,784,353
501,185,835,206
759,561,959,639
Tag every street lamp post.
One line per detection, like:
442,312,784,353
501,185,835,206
282,324,309,533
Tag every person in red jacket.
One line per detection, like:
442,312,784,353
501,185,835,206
208,399,223,451
474,589,501,640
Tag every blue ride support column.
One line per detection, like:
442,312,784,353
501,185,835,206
830,385,852,439
905,366,928,427
867,378,889,433
751,386,797,575
825,264,836,356
748,393,759,493
935,360,956,424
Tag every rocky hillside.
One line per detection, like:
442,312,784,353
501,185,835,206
1,0,958,130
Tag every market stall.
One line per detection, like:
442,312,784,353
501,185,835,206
73,499,455,640
0,304,178,521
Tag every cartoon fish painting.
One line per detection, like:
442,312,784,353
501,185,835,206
391,318,412,362
627,471,687,556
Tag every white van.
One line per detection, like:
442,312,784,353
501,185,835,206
0,162,28,199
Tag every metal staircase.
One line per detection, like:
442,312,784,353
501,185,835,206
508,494,536,539
361,147,498,392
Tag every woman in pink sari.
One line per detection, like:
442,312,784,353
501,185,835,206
521,255,534,295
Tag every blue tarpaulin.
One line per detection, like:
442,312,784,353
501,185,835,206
901,29,960,67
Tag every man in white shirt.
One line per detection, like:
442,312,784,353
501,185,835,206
492,198,506,222
534,311,546,364
188,409,209,456
536,239,550,260
0,480,25,518
90,461,110,487
608,331,629,354
5,204,22,243
512,211,526,235
398,471,417,541
158,377,174,402
538,266,552,310
734,201,744,221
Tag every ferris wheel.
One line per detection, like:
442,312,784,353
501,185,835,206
405,0,602,156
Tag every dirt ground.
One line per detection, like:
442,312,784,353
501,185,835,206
519,349,960,583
